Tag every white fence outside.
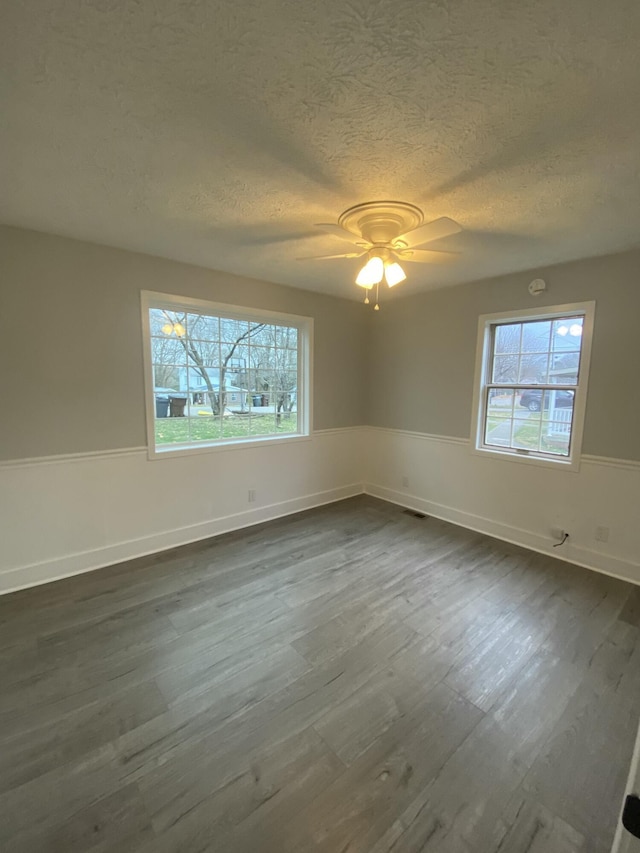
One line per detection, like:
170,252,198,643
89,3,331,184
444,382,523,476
546,405,573,436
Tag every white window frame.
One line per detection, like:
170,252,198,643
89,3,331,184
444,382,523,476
470,301,595,472
141,291,313,459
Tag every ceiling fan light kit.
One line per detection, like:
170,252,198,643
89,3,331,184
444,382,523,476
384,262,407,287
355,254,384,287
300,201,461,309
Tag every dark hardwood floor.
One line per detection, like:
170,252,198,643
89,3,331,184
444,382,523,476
1,496,638,852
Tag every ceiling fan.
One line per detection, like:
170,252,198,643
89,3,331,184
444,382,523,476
297,201,462,308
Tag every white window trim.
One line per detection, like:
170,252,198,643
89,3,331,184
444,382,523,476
141,291,313,460
470,301,595,472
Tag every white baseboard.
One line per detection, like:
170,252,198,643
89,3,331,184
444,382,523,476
0,483,363,595
364,482,640,586
0,426,366,595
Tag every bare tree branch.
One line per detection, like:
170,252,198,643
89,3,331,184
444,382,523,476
161,311,266,414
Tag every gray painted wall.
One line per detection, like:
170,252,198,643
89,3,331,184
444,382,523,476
2,226,638,462
0,227,367,460
368,249,640,461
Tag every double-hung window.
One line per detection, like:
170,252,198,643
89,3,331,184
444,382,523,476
472,302,595,469
141,292,312,456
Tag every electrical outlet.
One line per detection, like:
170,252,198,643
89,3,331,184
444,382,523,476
595,525,609,543
248,489,256,503
402,476,409,488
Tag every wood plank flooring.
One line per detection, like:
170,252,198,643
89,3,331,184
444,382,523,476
1,496,639,852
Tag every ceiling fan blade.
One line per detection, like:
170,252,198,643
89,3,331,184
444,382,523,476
399,216,462,247
297,250,367,261
397,249,459,263
314,223,364,245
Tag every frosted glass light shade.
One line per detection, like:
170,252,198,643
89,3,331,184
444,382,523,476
356,256,384,287
384,262,406,287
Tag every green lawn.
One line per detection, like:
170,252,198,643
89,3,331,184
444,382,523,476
485,408,569,455
155,413,297,445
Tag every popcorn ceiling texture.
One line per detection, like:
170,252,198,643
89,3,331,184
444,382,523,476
2,0,639,299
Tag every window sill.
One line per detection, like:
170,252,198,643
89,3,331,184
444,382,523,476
148,432,311,461
471,443,581,472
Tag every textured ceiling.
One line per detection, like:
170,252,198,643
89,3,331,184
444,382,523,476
2,0,640,300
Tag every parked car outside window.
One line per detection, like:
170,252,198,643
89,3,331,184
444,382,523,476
519,389,574,412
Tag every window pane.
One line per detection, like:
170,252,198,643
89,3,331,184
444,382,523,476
151,336,186,366
274,325,299,349
540,414,573,456
276,403,299,432
150,308,187,337
152,364,182,392
488,388,516,416
248,344,276,370
518,354,549,383
187,313,219,341
183,365,208,395
541,390,574,421
276,370,298,393
517,388,543,412
512,413,541,451
219,415,242,441
485,390,516,447
192,350,224,370
155,416,189,446
247,324,273,347
552,317,583,349
220,318,250,344
485,387,574,456
521,321,551,353
249,413,278,436
224,384,246,410
189,415,222,443
273,372,298,430
149,308,167,336
492,354,519,383
548,351,580,384
485,414,513,448
494,324,521,354
272,359,297,378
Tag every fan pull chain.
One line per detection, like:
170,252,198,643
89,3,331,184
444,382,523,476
374,282,380,311
364,293,369,304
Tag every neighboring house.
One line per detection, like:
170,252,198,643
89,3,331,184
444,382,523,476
190,383,249,410
178,367,248,410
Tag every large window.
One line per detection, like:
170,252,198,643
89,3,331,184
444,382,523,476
142,292,312,456
472,302,595,469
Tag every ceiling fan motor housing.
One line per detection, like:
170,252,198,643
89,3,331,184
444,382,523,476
338,201,424,247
